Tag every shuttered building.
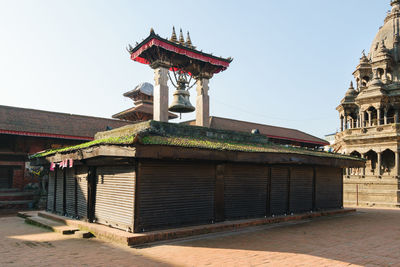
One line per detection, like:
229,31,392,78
37,120,363,233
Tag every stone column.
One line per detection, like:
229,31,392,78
361,112,365,127
340,117,344,131
377,108,381,125
395,150,400,177
384,110,388,125
377,152,382,176
395,110,399,124
344,115,348,130
367,111,372,127
195,78,210,127
361,153,366,176
153,66,169,122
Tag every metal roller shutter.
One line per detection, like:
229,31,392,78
137,160,215,232
65,168,76,217
76,166,88,219
224,163,268,219
55,168,64,215
290,167,313,213
95,166,135,232
270,167,289,216
316,167,342,210
47,171,55,212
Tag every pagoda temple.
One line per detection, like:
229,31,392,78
335,0,400,207
112,82,178,122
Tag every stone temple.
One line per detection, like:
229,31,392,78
335,0,400,207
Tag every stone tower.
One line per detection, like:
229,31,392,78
335,0,400,207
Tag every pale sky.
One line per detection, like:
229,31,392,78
0,0,389,138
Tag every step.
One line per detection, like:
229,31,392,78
37,209,356,247
0,188,20,193
25,216,79,234
74,230,93,239
0,200,35,209
0,192,35,201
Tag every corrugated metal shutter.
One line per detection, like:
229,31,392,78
316,167,342,210
55,168,64,215
65,168,76,217
76,166,88,219
270,167,289,215
95,166,135,232
290,166,313,213
137,160,215,232
224,163,268,219
47,171,55,212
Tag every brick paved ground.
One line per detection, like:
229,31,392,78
1,208,400,266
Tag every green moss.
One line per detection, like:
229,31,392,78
30,121,361,162
30,134,136,158
140,136,360,160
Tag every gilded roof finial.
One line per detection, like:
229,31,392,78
170,26,177,43
186,31,193,48
179,28,185,44
150,28,155,35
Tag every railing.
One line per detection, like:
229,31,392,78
337,123,399,139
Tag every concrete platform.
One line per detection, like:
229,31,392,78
23,209,356,246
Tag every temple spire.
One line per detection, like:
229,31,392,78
179,29,185,44
170,26,177,43
186,31,193,48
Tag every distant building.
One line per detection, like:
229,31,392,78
324,133,336,152
334,0,400,207
112,82,177,122
0,105,131,191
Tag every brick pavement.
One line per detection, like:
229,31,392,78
1,208,400,266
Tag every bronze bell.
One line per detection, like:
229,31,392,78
168,89,195,113
168,77,195,113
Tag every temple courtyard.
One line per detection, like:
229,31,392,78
0,208,399,266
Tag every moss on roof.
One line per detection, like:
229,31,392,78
31,130,361,162
140,136,360,160
30,134,136,158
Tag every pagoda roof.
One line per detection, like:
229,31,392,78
112,103,178,121
128,30,232,76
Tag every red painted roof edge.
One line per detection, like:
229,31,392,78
0,129,94,141
131,37,231,71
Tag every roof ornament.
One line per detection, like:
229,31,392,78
150,28,155,35
170,26,178,43
360,50,369,63
186,31,193,48
179,28,185,45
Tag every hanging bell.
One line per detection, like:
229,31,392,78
168,89,195,113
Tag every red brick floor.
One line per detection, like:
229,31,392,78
1,208,400,266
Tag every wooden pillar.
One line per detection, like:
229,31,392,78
195,78,210,127
153,66,169,122
215,164,225,222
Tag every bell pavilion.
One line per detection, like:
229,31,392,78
127,27,232,126
335,0,400,207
